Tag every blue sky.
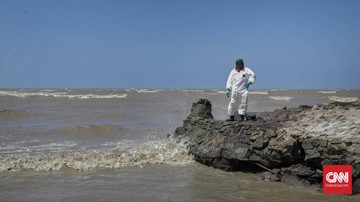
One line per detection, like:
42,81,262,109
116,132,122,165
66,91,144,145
1,0,360,89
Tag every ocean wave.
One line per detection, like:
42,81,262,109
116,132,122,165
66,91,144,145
0,109,36,119
178,89,205,93
328,96,358,103
269,96,293,101
249,91,269,95
215,90,269,95
54,94,127,99
0,140,193,172
0,91,127,99
55,124,123,135
135,89,160,93
318,91,337,94
39,89,56,92
0,141,78,155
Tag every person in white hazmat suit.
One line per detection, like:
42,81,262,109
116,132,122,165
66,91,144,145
226,58,256,121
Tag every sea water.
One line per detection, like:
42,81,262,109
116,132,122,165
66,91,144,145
0,88,359,201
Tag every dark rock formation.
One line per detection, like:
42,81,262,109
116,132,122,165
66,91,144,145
173,98,360,193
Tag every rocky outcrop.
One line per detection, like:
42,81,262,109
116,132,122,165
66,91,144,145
173,99,360,193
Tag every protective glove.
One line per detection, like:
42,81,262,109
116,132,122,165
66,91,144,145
226,88,231,98
246,80,253,89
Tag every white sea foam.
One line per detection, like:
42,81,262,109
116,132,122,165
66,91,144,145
317,91,337,94
0,139,193,172
214,90,225,94
0,91,127,99
135,89,160,93
39,89,55,92
179,89,205,93
249,91,269,95
328,96,358,102
53,94,127,99
0,91,51,98
270,89,287,92
213,90,269,95
269,96,293,101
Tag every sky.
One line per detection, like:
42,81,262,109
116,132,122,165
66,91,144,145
0,0,360,89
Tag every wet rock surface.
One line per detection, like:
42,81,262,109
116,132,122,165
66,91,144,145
173,99,360,193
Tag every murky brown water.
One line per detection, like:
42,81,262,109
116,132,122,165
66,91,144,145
1,89,359,201
1,164,359,201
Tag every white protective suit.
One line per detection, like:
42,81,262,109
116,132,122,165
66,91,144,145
226,67,256,116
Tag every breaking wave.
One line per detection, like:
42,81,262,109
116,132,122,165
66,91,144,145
214,90,225,94
213,90,269,95
179,89,205,93
328,96,358,103
318,91,337,94
55,124,124,135
249,91,269,95
270,89,287,92
269,96,293,101
0,91,127,99
56,94,128,99
0,139,193,172
135,89,160,93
